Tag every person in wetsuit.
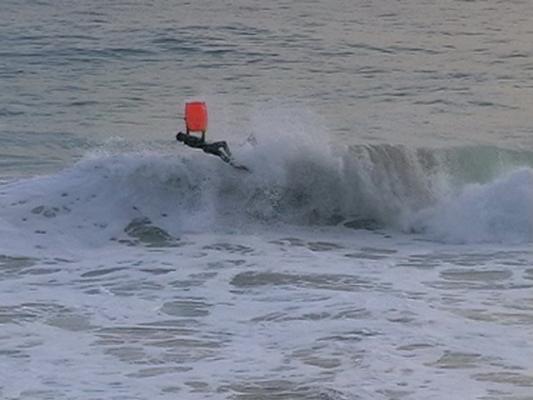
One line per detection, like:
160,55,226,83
176,132,232,164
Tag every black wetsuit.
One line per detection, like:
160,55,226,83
176,132,232,163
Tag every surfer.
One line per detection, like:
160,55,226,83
176,131,233,164
175,101,249,171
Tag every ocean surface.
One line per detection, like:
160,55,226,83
1,1,532,399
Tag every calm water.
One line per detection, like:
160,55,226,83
1,1,532,399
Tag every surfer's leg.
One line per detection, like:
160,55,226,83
203,143,232,163
212,141,233,162
221,141,232,158
211,141,232,158
215,150,232,164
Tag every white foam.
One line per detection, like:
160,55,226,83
408,167,533,244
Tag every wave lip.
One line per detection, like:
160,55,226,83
408,168,533,244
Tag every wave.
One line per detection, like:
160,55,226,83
407,167,533,244
0,129,532,248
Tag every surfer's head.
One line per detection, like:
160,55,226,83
176,132,186,142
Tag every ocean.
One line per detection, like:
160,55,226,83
1,1,532,399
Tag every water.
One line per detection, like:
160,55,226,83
1,1,532,399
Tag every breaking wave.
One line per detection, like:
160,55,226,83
0,105,532,248
407,167,533,244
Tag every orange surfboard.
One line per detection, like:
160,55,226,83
184,101,208,134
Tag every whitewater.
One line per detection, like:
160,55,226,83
1,0,533,399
